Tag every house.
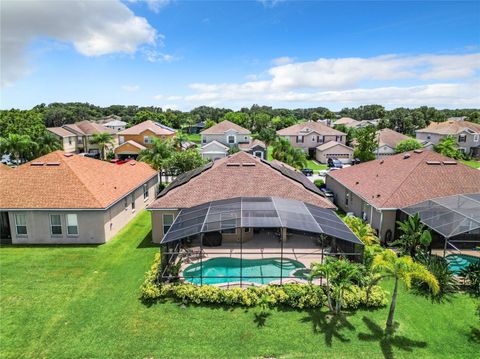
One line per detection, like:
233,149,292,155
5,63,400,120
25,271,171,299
148,151,336,243
333,117,360,128
200,120,264,160
416,120,480,157
315,141,354,164
114,120,176,159
374,128,432,159
0,151,158,244
47,120,117,155
277,120,346,157
325,150,480,243
104,119,127,132
187,121,206,134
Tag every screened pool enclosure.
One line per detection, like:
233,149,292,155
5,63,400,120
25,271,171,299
159,197,364,287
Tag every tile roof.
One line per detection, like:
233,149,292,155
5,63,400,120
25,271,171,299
0,151,157,209
334,117,360,126
238,139,266,150
118,120,176,136
115,140,147,151
200,120,251,135
104,120,127,127
316,141,353,151
0,163,12,171
63,120,116,136
327,150,480,209
149,151,334,209
277,120,345,136
47,127,77,137
376,128,412,148
416,120,480,135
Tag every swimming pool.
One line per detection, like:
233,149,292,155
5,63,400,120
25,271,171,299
445,254,480,274
183,257,306,285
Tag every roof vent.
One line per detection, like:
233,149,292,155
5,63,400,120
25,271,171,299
379,160,384,164
413,149,423,154
46,162,60,166
355,181,359,185
226,163,240,167
442,161,457,165
30,162,44,166
242,162,256,167
403,154,411,159
426,160,441,165
129,161,136,166
63,153,74,157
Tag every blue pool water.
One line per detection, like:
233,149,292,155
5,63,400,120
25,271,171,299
446,254,479,274
183,257,305,285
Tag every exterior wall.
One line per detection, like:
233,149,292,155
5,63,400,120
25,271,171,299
376,145,396,159
282,133,345,151
151,209,180,243
201,133,251,147
61,136,77,153
200,142,229,160
416,130,480,156
221,227,254,242
245,145,266,159
315,145,353,164
114,142,142,156
121,130,174,148
415,132,445,145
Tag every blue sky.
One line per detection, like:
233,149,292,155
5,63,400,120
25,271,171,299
1,0,479,110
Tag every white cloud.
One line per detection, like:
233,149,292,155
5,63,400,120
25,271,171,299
146,0,171,13
258,0,285,8
271,56,295,65
121,85,140,92
1,0,157,87
142,49,178,63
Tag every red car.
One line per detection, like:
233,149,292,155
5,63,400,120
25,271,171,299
110,158,132,165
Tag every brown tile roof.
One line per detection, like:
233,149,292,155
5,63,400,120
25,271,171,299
376,128,412,148
47,127,77,137
200,120,251,135
416,120,480,135
0,151,157,209
277,120,345,136
334,117,360,126
327,150,480,209
238,139,266,150
149,151,334,209
63,120,116,136
118,120,176,136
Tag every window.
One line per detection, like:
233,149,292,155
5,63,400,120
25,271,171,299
124,197,128,210
296,135,304,143
119,136,125,144
163,214,174,234
144,136,152,144
50,214,62,235
458,134,467,143
202,137,206,144
345,191,350,207
143,183,149,200
68,137,72,145
15,214,27,235
131,193,136,211
66,214,78,235
245,227,250,233
312,136,316,142
317,136,322,143
474,134,479,142
228,135,235,144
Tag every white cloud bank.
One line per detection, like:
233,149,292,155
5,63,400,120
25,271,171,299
165,53,480,108
0,0,157,87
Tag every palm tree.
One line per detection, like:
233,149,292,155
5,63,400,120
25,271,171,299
35,132,62,156
90,132,114,160
372,249,439,329
392,214,432,258
343,216,380,246
137,138,174,186
271,137,291,162
287,147,307,170
310,260,335,313
172,132,189,151
0,133,36,164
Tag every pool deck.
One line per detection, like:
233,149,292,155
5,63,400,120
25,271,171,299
431,249,480,258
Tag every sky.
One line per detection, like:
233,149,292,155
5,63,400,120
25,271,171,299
0,0,479,110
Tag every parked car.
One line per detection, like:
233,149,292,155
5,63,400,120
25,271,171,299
327,158,343,168
351,158,361,165
301,168,314,176
318,169,329,176
320,187,334,202
79,152,100,159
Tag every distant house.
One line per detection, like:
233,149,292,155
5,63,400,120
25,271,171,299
325,150,480,242
114,120,176,159
315,141,354,164
416,120,480,157
47,120,117,155
333,117,377,129
187,121,206,134
0,151,158,244
104,119,127,132
277,120,346,157
374,128,432,159
200,120,265,160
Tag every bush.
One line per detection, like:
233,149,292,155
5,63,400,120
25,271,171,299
313,179,324,189
460,262,480,297
414,254,458,301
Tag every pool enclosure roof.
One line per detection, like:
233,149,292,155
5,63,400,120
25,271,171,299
161,196,363,245
401,193,480,238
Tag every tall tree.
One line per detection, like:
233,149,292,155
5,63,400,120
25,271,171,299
395,139,422,153
253,127,277,155
353,126,378,162
35,132,62,156
0,133,37,163
392,214,432,258
138,138,174,185
434,135,464,159
167,149,206,175
90,133,115,160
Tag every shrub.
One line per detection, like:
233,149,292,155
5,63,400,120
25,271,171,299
460,262,480,297
313,179,324,189
414,254,458,301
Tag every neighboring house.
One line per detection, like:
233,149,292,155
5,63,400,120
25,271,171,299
315,141,354,164
374,128,432,159
187,121,206,134
333,117,359,128
114,120,176,159
47,120,117,154
148,151,335,243
356,120,378,128
200,120,261,160
416,120,480,157
104,119,127,132
277,120,346,157
0,151,158,244
325,150,480,243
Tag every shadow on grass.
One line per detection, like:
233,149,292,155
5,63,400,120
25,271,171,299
0,243,100,249
300,310,355,347
468,326,480,344
253,312,271,327
358,317,427,359
136,230,157,249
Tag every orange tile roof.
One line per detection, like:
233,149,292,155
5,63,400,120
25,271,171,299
118,120,176,136
0,163,12,171
47,127,77,137
200,120,251,135
238,139,266,150
416,120,480,135
277,120,345,136
149,151,334,209
333,117,360,126
63,120,116,135
0,151,157,209
327,150,480,209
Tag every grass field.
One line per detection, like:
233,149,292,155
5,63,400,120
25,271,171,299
1,211,478,358
266,148,328,171
461,160,480,169
185,133,201,143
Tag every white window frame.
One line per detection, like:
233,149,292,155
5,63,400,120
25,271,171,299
458,134,467,143
14,213,27,236
296,135,304,143
66,214,79,236
163,214,174,235
227,135,236,144
474,134,479,142
143,183,149,201
119,136,125,144
50,214,62,236
131,193,136,211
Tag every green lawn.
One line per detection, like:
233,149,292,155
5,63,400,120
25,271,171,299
266,148,328,171
461,160,480,169
185,133,201,143
1,211,478,358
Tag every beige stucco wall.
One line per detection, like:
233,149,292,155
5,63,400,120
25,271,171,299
61,136,77,153
151,209,181,243
282,133,345,151
201,133,251,146
315,144,353,163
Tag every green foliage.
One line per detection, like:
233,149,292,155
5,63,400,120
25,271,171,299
414,254,458,302
0,109,47,139
203,119,217,130
434,135,464,159
138,138,174,181
460,262,480,297
167,149,206,174
90,132,115,160
343,216,379,246
395,139,422,153
339,105,385,121
0,133,37,163
313,179,324,188
353,126,377,162
393,214,432,258
228,145,240,155
271,137,307,169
